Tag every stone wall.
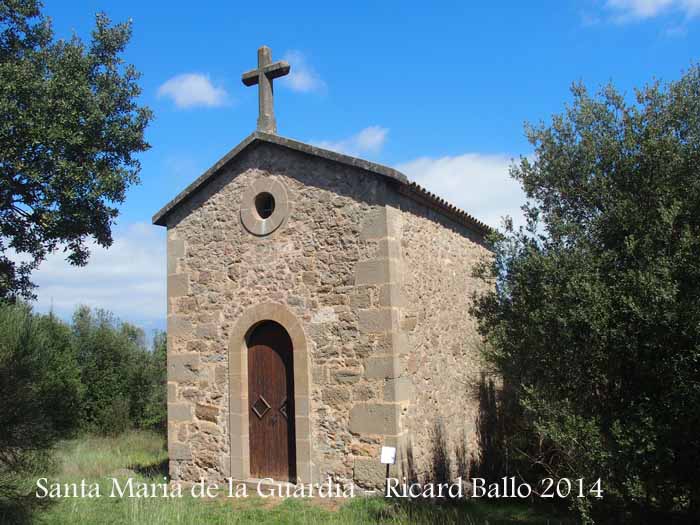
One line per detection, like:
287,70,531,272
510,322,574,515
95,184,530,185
163,139,491,489
397,201,492,483
165,142,409,487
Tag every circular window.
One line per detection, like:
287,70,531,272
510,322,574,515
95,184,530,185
240,178,289,236
255,192,275,219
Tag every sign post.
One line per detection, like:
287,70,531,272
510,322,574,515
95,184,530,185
380,446,396,496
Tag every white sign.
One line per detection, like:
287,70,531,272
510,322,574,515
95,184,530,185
380,446,396,465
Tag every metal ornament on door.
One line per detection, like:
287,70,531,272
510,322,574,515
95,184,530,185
252,395,271,419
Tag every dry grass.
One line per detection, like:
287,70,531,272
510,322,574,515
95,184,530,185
54,432,167,479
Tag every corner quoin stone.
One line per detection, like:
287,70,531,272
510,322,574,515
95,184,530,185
384,377,413,402
168,238,185,258
359,207,390,240
168,353,200,382
358,308,399,334
169,442,192,460
349,403,400,435
168,403,193,422
354,259,392,285
168,274,189,297
168,315,193,338
364,355,400,379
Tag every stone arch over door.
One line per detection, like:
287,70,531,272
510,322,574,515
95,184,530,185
228,302,312,483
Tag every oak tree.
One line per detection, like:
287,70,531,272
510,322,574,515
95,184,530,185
0,0,151,299
473,66,700,521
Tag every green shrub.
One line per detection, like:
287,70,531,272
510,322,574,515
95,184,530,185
96,397,132,437
472,66,700,522
0,302,82,502
72,306,166,434
140,331,167,433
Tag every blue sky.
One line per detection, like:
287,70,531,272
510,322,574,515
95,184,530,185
29,0,700,335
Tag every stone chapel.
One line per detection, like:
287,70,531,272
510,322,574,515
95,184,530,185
153,46,493,490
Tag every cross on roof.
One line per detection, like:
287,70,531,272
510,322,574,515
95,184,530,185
241,46,290,134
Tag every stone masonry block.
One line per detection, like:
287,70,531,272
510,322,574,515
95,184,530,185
168,315,193,338
360,208,389,240
349,403,400,435
401,314,418,332
350,289,371,309
168,238,185,258
312,365,328,384
379,283,403,307
393,331,410,355
167,255,178,275
169,442,191,460
358,308,399,333
385,206,403,238
353,458,387,489
354,259,391,285
376,238,401,259
168,403,192,422
195,403,219,422
384,377,414,402
168,273,189,297
169,353,200,382
195,323,218,339
365,355,400,379
323,386,351,405
335,370,361,384
167,382,177,402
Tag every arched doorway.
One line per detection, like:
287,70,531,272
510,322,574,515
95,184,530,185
228,302,312,483
246,321,296,481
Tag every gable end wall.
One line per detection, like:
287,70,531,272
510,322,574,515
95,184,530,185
165,143,409,487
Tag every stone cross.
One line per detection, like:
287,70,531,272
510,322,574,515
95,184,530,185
242,46,290,134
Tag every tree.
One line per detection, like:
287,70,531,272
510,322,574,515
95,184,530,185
0,0,152,299
0,303,82,503
141,330,167,433
71,306,166,434
73,307,139,434
472,66,700,521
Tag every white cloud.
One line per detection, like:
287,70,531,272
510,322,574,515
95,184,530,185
158,73,229,108
26,223,166,332
281,50,326,93
607,0,674,19
315,126,389,157
396,153,527,230
605,0,700,21
682,0,700,15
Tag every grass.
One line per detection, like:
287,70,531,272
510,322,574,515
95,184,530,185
53,432,168,479
16,431,573,525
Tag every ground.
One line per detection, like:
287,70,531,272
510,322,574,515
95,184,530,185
9,431,573,524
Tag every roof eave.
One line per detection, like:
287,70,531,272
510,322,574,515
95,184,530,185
152,132,257,226
151,131,493,239
152,131,409,226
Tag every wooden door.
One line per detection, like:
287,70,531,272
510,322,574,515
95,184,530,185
247,321,296,481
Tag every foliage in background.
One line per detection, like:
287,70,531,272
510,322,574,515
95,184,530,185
0,0,152,300
140,330,167,433
0,303,82,502
471,65,700,522
72,306,166,435
0,302,165,513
